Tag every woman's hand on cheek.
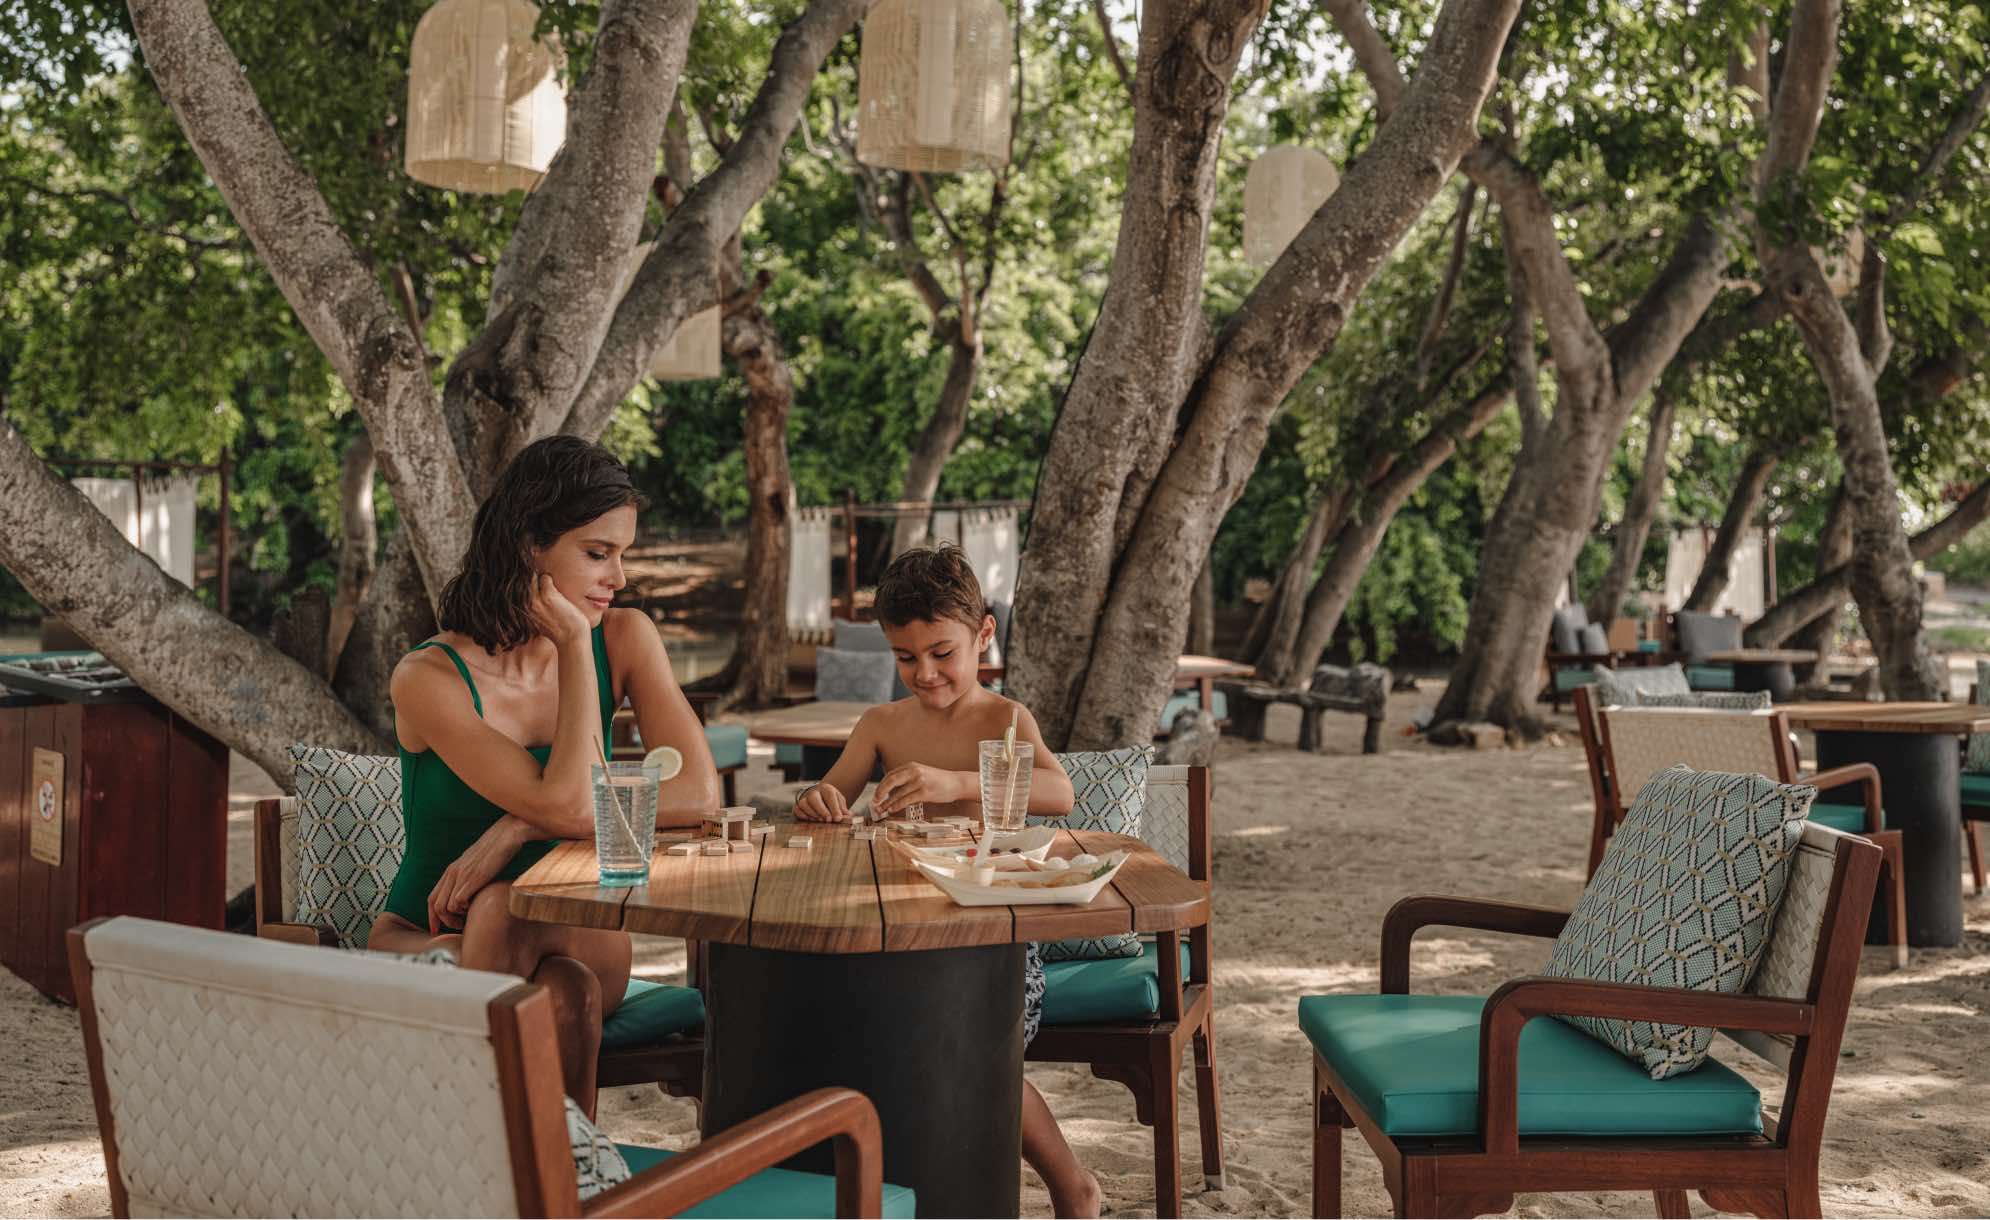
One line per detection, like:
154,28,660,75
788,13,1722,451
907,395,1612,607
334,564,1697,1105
528,572,591,645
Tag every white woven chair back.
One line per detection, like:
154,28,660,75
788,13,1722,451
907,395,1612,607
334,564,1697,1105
1724,821,1847,1070
1603,707,1782,808
80,917,525,1217
1143,765,1193,876
273,795,301,921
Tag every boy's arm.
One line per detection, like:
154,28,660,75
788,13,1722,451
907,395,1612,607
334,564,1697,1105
796,709,884,822
1014,705,1075,815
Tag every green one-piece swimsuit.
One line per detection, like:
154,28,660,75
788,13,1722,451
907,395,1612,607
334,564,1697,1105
381,623,615,929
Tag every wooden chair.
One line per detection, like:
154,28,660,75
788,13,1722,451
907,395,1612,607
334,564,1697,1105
254,796,704,1098
1964,680,1988,896
1026,764,1221,1218
1598,706,1908,967
1570,686,1617,878
66,916,909,1218
1307,821,1882,1218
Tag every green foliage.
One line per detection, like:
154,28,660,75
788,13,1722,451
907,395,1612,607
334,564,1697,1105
1929,523,1990,589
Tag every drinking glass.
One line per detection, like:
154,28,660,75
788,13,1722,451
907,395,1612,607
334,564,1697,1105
978,740,1034,832
593,762,660,887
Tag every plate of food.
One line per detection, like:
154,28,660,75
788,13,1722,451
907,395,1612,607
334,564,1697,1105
904,825,1057,865
909,849,1129,906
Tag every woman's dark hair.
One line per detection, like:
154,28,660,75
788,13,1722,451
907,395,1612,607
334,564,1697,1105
437,436,646,653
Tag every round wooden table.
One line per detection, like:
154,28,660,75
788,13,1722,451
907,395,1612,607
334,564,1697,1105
511,821,1209,1217
1783,701,1990,947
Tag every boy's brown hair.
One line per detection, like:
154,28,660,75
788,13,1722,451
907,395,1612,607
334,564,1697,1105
874,543,986,632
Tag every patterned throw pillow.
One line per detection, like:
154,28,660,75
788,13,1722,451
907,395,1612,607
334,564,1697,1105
1968,660,1990,773
1631,689,1774,711
1544,763,1814,1079
1591,663,1690,707
813,646,898,703
291,745,406,949
568,1100,634,1200
1033,747,1152,961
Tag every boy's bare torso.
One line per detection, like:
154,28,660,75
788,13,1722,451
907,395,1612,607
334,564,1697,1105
868,687,1019,818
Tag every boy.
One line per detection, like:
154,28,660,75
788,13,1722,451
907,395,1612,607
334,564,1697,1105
795,544,1098,1218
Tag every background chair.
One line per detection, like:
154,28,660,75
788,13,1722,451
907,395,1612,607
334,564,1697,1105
1599,706,1908,967
1027,763,1222,1218
612,691,746,805
1305,822,1881,1218
1670,609,1743,691
67,916,908,1218
253,795,705,1098
1964,678,1988,895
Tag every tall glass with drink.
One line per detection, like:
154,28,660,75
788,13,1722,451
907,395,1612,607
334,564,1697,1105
978,739,1034,832
593,761,660,886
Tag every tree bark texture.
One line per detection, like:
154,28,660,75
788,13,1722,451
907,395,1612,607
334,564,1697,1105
1682,446,1778,613
1246,488,1347,673
891,330,983,554
326,431,378,678
1187,557,1215,656
1011,0,1523,750
716,257,798,709
0,420,386,780
1587,383,1679,625
331,532,437,744
1787,483,1850,683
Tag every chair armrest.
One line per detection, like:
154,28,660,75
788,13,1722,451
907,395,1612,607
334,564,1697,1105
1380,896,1571,994
259,922,339,947
1475,977,1815,1152
585,1087,882,1219
1805,763,1882,831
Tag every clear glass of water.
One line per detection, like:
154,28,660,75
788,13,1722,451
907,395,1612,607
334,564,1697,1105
593,762,660,887
978,740,1034,832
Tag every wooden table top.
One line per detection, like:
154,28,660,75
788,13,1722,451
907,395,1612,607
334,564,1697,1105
510,823,1210,953
740,700,873,747
1705,648,1820,664
1780,701,1990,734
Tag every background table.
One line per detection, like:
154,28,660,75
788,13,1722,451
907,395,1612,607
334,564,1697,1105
1705,648,1819,701
974,654,1253,713
1783,701,1990,946
512,823,1208,1217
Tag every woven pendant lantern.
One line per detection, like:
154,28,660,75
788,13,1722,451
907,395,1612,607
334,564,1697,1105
856,0,1012,172
1244,145,1341,265
405,0,567,194
618,244,722,381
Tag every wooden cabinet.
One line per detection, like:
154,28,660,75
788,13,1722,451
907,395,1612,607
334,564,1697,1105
0,697,226,1003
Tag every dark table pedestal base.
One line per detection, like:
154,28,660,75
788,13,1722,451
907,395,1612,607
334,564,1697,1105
703,942,1025,1218
1813,730,1961,947
1732,661,1796,702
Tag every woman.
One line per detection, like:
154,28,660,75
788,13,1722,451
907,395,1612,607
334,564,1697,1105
368,436,719,1110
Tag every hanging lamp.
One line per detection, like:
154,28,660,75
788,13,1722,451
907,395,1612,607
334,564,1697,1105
856,0,1012,172
405,0,567,194
1243,145,1341,265
618,244,722,381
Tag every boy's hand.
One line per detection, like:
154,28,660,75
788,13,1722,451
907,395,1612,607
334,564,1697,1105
874,763,962,815
796,782,850,822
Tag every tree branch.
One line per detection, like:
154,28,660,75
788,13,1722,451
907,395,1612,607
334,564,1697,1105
1881,71,1990,229
1415,181,1477,383
1092,0,1133,95
1758,0,1838,187
560,0,874,444
126,0,474,599
1321,0,1408,122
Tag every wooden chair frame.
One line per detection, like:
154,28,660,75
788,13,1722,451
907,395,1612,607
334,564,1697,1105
1595,707,1908,968
67,920,879,1219
1312,832,1882,1219
1025,766,1222,1218
1571,687,1616,879
1965,681,1988,896
252,797,704,1098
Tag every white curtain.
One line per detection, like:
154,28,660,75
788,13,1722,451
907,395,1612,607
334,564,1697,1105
1663,526,1766,619
72,475,198,587
960,507,1019,608
787,507,833,633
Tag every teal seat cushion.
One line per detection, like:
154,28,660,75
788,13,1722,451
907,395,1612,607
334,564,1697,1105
616,1144,917,1218
1298,994,1762,1137
1806,801,1869,833
1041,940,1192,1026
775,742,803,766
704,722,749,771
602,978,705,1051
1554,668,1589,692
1685,664,1736,691
1158,689,1228,733
1961,771,1990,806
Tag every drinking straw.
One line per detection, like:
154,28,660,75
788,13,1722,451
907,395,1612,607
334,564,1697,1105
592,735,645,858
999,707,1024,825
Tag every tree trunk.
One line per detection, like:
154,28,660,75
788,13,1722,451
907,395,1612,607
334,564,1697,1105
0,419,385,781
891,329,982,554
1187,556,1214,656
715,284,798,709
1012,0,1522,749
1587,383,1679,625
326,431,377,678
1245,487,1347,674
331,531,437,744
1682,446,1778,613
1788,483,1850,683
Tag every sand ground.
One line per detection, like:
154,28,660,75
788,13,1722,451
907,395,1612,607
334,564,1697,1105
4,684,1988,1218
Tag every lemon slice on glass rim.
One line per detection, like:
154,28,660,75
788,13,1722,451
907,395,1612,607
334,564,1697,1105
642,745,684,781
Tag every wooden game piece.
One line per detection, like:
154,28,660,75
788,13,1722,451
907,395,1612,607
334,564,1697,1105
786,836,813,849
701,840,729,856
664,842,698,856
